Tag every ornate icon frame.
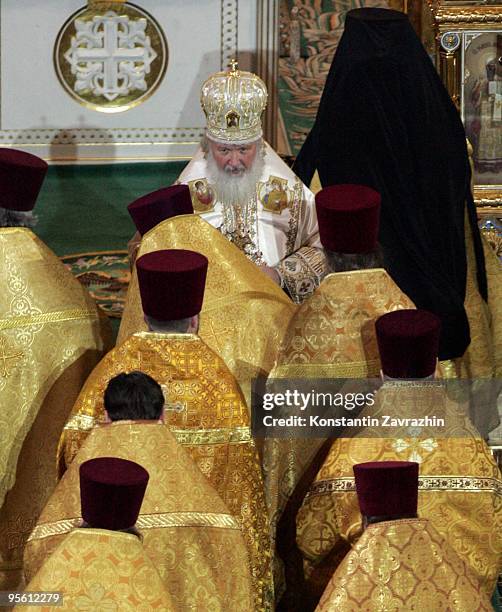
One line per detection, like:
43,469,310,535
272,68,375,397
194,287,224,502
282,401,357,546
429,2,502,213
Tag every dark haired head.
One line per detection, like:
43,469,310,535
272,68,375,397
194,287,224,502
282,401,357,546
104,371,164,422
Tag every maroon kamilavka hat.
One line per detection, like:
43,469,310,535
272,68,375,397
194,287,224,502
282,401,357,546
80,457,149,530
353,461,419,517
136,249,208,320
0,148,48,212
127,184,193,236
315,184,381,253
375,309,441,378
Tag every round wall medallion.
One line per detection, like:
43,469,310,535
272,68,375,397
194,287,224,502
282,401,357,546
54,2,168,113
440,32,461,53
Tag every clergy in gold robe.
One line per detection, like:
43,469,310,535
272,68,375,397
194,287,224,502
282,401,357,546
119,210,296,408
26,420,254,611
126,184,194,268
0,148,110,590
441,213,502,437
20,457,177,611
176,60,328,303
297,310,502,599
316,461,492,611
58,249,273,610
263,185,415,599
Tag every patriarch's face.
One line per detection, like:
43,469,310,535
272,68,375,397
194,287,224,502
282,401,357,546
208,141,258,176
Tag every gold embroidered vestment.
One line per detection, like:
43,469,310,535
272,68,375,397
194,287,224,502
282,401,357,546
297,383,502,597
316,519,492,611
118,214,296,406
26,422,255,612
0,228,110,590
20,529,176,611
57,332,273,610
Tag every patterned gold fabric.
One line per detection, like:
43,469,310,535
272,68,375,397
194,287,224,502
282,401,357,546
118,214,296,404
19,529,176,611
440,221,502,436
57,333,273,610
316,519,492,611
271,269,415,378
264,270,415,544
25,422,254,612
297,383,502,597
0,228,110,589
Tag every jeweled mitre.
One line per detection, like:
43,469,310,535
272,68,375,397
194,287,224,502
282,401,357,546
200,60,268,143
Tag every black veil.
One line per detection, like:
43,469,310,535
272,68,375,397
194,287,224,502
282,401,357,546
294,8,487,360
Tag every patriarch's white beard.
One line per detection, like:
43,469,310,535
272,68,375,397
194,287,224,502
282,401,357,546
205,146,265,206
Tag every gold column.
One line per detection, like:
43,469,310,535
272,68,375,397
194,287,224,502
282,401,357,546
437,32,461,109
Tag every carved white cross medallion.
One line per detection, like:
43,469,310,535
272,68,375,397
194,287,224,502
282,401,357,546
64,11,157,101
55,3,167,112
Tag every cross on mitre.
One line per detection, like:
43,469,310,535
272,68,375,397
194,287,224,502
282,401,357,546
228,58,239,74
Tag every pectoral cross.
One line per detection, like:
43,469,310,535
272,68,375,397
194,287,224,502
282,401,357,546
228,58,239,74
226,228,255,253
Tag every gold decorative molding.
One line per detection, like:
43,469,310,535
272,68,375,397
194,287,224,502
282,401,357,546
220,0,238,69
473,189,502,208
88,0,126,6
432,6,502,28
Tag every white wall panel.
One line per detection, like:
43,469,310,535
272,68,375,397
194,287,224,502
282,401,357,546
0,1,258,163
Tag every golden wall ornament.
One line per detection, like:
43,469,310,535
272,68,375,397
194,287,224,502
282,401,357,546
428,0,502,211
54,2,168,113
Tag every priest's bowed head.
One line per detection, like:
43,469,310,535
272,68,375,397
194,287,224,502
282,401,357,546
136,249,208,334
79,457,149,534
315,184,383,272
353,461,419,527
127,184,194,237
375,309,441,379
0,148,48,227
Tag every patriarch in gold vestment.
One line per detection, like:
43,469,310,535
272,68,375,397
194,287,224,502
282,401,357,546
297,310,502,599
58,249,273,610
0,149,110,590
316,461,492,611
25,428,254,611
263,186,415,599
